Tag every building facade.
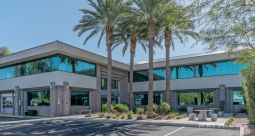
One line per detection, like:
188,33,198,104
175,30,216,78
0,41,246,116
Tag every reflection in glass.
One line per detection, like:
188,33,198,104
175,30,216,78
178,91,213,105
0,54,96,80
233,89,245,105
27,91,50,106
133,61,245,82
134,92,163,106
101,78,120,90
71,91,89,106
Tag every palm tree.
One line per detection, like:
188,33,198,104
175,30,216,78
133,0,165,116
0,46,10,57
74,0,130,112
113,11,148,110
159,2,199,103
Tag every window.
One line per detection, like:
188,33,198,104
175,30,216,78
177,66,195,79
195,61,245,77
101,97,119,105
134,92,163,106
153,69,166,81
178,91,213,106
101,78,120,90
0,54,96,80
27,91,50,106
133,61,245,82
2,96,13,108
71,91,89,106
233,89,245,105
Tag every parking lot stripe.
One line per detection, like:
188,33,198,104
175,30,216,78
163,126,185,136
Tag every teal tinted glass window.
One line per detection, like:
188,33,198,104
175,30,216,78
196,61,244,77
171,67,177,80
0,54,96,80
153,69,166,80
233,89,245,105
134,92,163,106
76,60,96,76
177,66,195,79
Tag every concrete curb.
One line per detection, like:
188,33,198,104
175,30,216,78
89,118,241,130
240,126,244,136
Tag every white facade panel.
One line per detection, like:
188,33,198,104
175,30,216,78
0,71,96,90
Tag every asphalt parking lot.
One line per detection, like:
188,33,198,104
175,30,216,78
0,116,35,122
0,119,239,136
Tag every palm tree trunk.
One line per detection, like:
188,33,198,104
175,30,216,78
106,27,113,113
129,37,137,110
147,19,155,116
165,30,171,104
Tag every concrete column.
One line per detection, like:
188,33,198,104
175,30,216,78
96,64,101,112
225,88,233,113
14,86,20,116
218,84,226,112
11,93,14,115
123,72,129,104
50,82,57,117
213,89,220,108
62,82,70,115
20,90,25,116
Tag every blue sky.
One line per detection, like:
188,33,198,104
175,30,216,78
0,0,207,63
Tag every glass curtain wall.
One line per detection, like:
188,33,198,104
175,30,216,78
134,61,245,82
0,54,96,80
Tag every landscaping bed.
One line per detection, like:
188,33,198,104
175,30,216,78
86,103,187,121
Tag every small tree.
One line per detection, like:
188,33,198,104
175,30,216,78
159,102,171,115
238,49,255,125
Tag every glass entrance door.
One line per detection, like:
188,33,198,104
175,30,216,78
1,94,13,114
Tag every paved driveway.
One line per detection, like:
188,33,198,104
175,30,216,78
0,119,239,136
0,116,36,122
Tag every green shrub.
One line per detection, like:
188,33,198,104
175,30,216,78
114,104,129,113
26,110,37,116
153,104,159,114
225,117,235,126
136,107,145,115
127,111,133,119
102,104,107,113
167,112,187,120
102,104,115,113
159,102,170,115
